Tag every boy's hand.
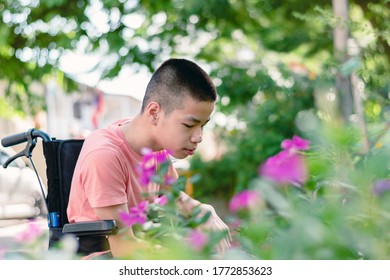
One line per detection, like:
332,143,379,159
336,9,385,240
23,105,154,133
197,203,232,256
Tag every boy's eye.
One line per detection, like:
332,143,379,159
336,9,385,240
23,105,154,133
183,124,194,128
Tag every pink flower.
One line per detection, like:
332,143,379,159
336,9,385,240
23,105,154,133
139,148,170,186
154,195,168,206
281,135,310,152
229,190,260,213
119,201,149,227
141,147,171,163
187,230,208,251
164,175,177,185
259,150,308,186
136,201,149,212
230,219,242,229
0,248,6,259
14,220,43,243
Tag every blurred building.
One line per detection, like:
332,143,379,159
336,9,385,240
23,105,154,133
44,80,142,139
0,77,143,188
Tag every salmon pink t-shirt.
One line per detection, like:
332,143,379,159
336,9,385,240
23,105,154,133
67,119,177,223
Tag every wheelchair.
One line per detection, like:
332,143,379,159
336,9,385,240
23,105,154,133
1,128,118,256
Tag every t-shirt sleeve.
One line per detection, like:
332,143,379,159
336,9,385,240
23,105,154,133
79,148,128,208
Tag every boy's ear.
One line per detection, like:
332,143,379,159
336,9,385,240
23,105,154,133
145,102,161,124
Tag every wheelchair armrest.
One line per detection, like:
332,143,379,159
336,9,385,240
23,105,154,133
62,220,118,237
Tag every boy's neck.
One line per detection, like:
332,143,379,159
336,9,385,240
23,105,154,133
119,115,157,156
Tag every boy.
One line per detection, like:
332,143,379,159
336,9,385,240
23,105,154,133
67,58,231,258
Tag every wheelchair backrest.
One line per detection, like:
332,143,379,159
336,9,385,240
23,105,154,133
43,139,84,227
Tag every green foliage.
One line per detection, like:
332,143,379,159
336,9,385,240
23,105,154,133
0,0,388,120
1,1,390,258
4,117,390,260
190,154,237,198
191,70,315,197
0,0,86,114
230,120,390,259
126,163,230,260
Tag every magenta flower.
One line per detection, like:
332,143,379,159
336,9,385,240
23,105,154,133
164,175,177,185
281,135,310,152
0,248,6,259
187,229,208,251
259,150,308,186
154,195,168,206
230,219,242,229
14,220,43,243
229,189,260,213
373,179,390,197
139,148,170,186
141,147,170,163
119,201,149,227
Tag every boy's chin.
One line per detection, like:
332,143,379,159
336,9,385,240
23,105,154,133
171,151,189,160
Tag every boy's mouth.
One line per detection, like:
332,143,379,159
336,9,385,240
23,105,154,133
184,148,196,155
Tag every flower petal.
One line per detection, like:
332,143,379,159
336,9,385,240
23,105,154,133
259,150,308,185
281,135,311,151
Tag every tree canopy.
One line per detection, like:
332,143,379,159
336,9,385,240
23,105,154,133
1,0,389,194
1,0,388,114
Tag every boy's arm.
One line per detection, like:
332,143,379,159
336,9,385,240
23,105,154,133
94,203,150,258
176,191,201,215
177,191,232,255
93,193,231,257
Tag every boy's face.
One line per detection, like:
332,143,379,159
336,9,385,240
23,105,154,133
154,95,215,159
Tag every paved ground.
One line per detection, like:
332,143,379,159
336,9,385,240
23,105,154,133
0,216,48,253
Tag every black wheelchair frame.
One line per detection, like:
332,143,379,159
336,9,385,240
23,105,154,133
1,128,118,256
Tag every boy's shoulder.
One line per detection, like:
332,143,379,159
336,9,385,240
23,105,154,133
83,119,130,152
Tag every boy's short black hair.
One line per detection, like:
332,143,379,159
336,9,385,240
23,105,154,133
141,58,217,114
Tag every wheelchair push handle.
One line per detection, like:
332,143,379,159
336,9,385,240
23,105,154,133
2,131,30,147
1,128,51,147
1,128,51,168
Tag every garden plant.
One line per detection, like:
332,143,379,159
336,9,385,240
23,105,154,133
3,113,389,260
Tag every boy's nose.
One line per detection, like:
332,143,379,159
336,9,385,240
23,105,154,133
191,134,203,143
